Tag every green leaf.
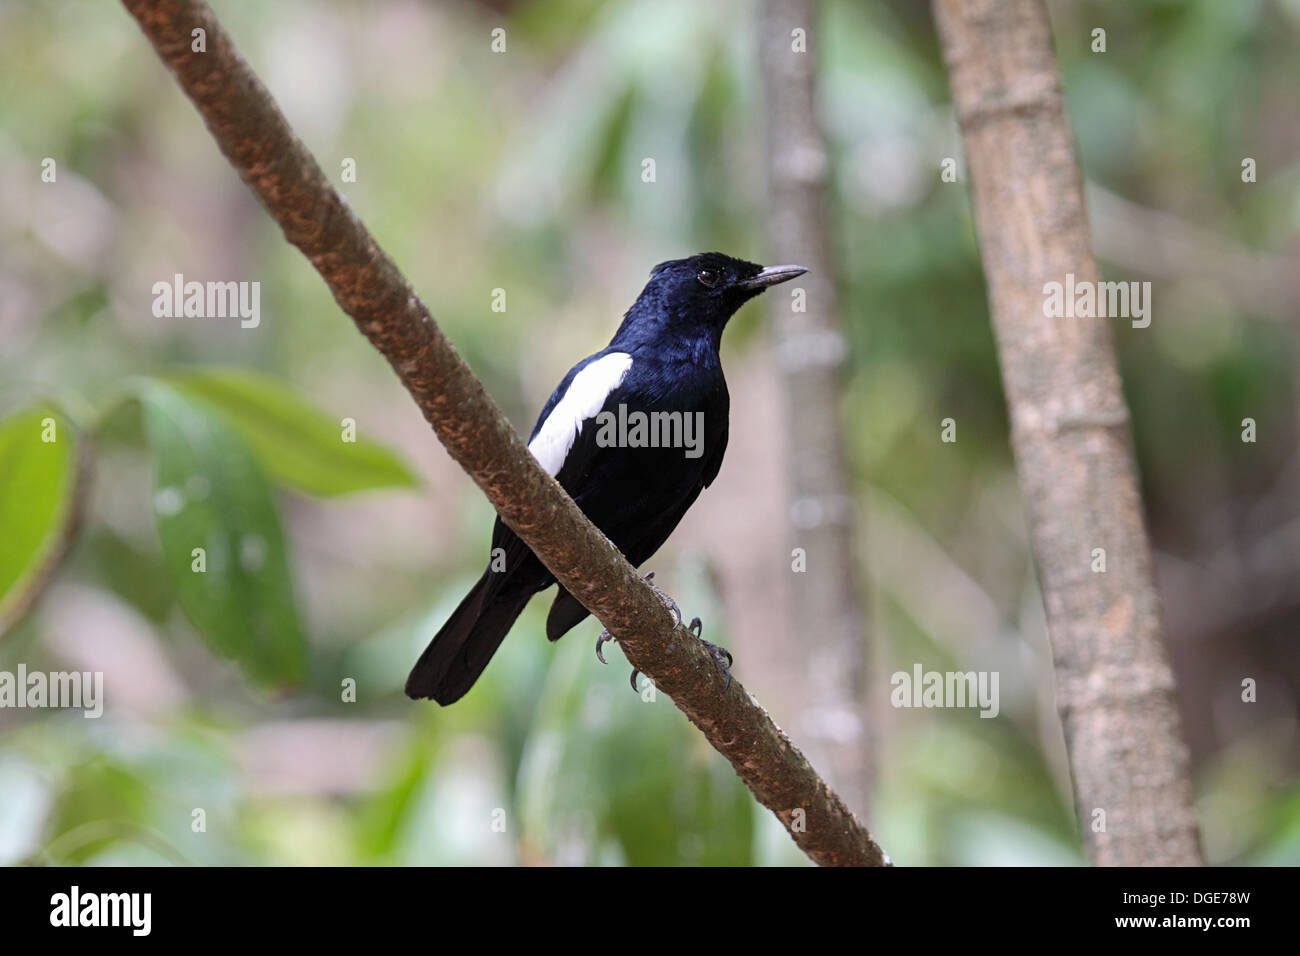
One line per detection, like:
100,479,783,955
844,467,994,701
85,529,175,623
0,404,83,635
140,384,307,687
162,368,419,497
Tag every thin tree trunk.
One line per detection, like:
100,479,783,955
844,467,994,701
757,0,873,820
932,0,1203,865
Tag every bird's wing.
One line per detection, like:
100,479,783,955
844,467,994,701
527,350,633,477
469,348,632,597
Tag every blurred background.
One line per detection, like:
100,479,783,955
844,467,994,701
1,0,1298,865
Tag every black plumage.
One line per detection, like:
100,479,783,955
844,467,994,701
406,252,806,704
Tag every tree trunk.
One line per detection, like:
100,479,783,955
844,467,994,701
757,0,873,821
932,0,1203,865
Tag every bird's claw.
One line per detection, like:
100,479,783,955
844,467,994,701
643,570,682,627
707,644,734,691
595,628,614,665
689,617,734,691
595,570,673,668
604,573,734,695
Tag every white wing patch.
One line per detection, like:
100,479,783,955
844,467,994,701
528,352,633,476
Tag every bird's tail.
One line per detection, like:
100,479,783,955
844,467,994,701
404,571,533,705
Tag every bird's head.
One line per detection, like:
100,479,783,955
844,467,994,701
633,252,807,339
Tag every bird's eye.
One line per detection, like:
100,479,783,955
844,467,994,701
696,268,720,288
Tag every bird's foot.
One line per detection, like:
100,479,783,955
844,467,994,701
642,570,683,626
595,572,686,671
594,572,733,693
626,614,735,695
628,570,682,692
595,571,679,666
688,617,734,692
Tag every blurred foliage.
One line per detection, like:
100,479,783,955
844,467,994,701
139,381,310,687
163,368,420,497
1,0,1297,866
0,404,80,632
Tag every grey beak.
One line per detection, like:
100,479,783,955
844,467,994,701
742,264,808,290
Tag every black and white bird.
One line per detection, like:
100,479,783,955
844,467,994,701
405,252,807,704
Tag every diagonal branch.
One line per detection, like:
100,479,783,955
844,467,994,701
119,0,889,867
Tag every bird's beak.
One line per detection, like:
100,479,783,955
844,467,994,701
742,264,808,290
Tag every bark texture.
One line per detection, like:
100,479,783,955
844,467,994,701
120,0,889,866
932,0,1203,865
757,0,872,820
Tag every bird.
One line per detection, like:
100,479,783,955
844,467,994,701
405,252,807,705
